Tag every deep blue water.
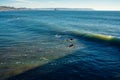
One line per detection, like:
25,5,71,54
0,10,120,80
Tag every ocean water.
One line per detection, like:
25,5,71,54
0,10,120,80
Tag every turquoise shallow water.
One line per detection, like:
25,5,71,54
0,10,120,80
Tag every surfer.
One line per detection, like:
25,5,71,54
65,38,74,42
64,38,75,48
70,38,74,41
68,44,74,48
68,38,75,48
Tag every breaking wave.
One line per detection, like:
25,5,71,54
60,30,120,47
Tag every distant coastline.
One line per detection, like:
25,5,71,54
0,6,28,11
0,6,94,11
31,8,94,11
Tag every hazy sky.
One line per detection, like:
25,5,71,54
0,0,120,10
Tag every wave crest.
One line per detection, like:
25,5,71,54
64,31,120,47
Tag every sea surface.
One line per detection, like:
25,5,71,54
0,10,120,80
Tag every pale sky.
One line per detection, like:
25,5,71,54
0,0,120,10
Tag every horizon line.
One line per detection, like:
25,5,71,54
0,6,120,11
